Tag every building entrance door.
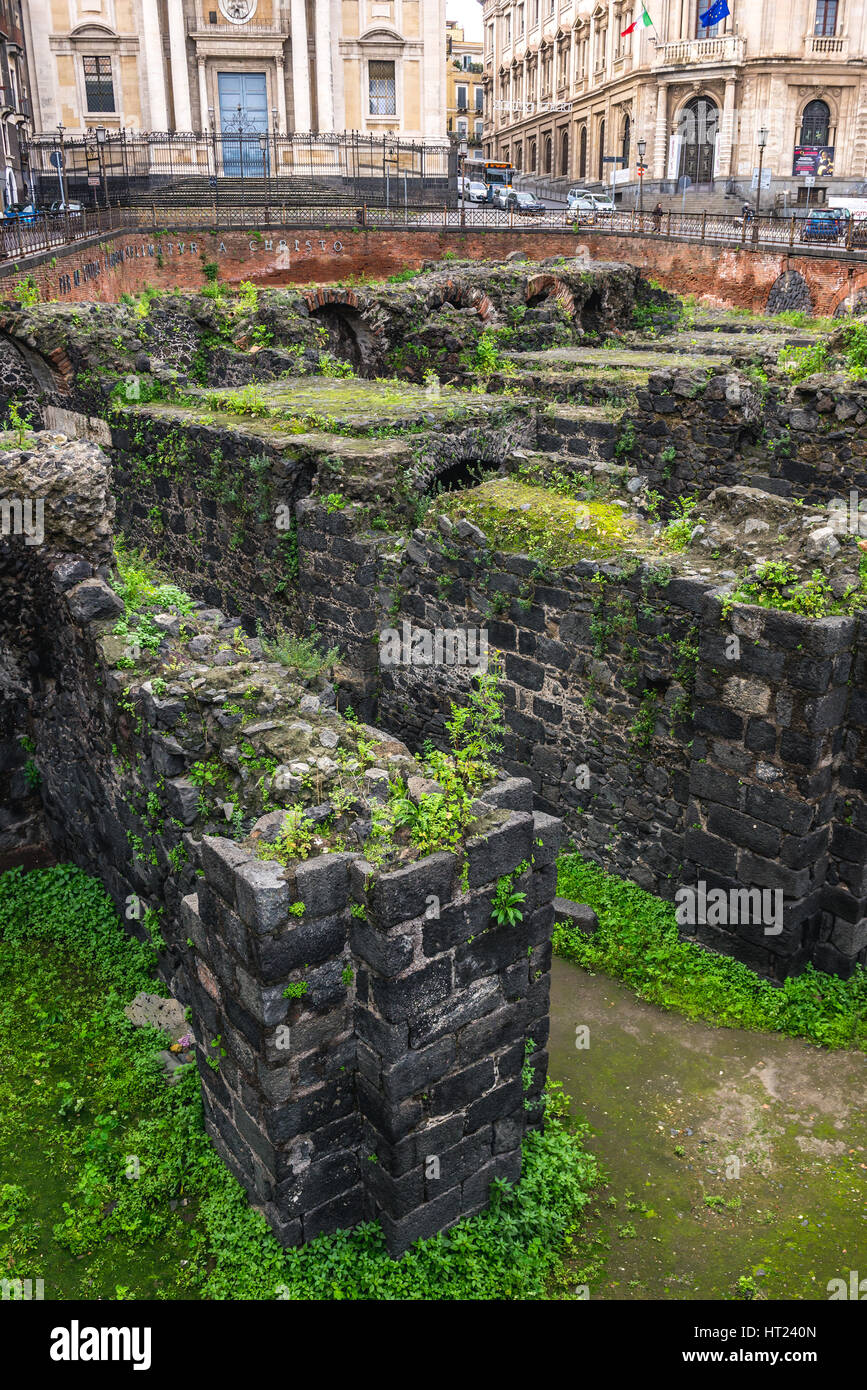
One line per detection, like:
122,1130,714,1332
677,96,718,187
218,72,269,176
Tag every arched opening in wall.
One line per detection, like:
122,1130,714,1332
579,289,605,334
579,125,587,179
597,119,605,181
621,113,630,169
544,135,553,174
766,269,812,316
426,457,500,495
529,138,537,172
677,95,718,188
560,128,569,178
308,304,380,375
0,334,63,429
799,98,832,147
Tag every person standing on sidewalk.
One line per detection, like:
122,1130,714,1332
652,202,663,233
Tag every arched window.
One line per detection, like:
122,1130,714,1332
597,118,605,180
515,143,523,170
815,0,838,35
544,135,553,173
560,128,569,176
529,138,537,172
800,99,831,145
579,124,587,178
621,114,630,168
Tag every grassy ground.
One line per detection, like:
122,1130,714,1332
556,854,867,1051
0,863,600,1300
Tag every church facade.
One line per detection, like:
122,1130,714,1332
25,0,446,142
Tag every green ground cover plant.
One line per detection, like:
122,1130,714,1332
556,855,867,1050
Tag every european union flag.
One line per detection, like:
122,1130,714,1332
699,0,730,25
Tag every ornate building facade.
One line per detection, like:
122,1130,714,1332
25,0,445,141
479,0,867,205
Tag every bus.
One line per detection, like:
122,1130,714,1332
482,160,515,189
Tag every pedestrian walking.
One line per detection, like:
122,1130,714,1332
652,202,663,233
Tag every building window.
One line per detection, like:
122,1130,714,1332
696,0,722,36
475,86,484,112
579,124,587,177
369,61,396,116
475,118,484,140
532,0,539,27
457,119,468,136
800,98,831,144
518,4,524,35
457,85,468,110
544,135,552,173
83,55,115,113
598,118,605,180
621,114,630,167
814,0,838,35
515,143,523,169
529,137,537,171
560,128,569,176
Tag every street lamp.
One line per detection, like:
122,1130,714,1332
756,125,768,217
637,137,646,214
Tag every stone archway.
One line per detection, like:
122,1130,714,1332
424,280,496,324
765,270,812,316
524,273,577,320
304,287,387,374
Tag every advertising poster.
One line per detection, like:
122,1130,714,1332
792,145,835,176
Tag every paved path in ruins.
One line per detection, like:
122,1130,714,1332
549,956,867,1300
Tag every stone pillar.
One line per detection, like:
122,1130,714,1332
313,0,333,132
718,76,736,179
140,0,168,132
653,80,669,180
182,788,560,1255
275,56,288,135
197,59,209,133
290,0,311,133
167,0,192,132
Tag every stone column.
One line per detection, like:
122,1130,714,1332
718,75,736,178
197,59,209,133
291,0,311,132
313,0,334,132
167,0,192,132
653,80,669,180
275,55,288,135
140,0,168,131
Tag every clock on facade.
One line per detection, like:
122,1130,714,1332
218,0,258,21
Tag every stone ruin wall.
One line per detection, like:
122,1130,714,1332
0,434,560,1255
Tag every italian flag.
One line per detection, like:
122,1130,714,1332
621,8,653,34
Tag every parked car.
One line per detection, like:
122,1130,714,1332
3,202,44,224
501,189,544,215
48,199,84,216
567,188,615,216
465,179,488,203
803,209,845,242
